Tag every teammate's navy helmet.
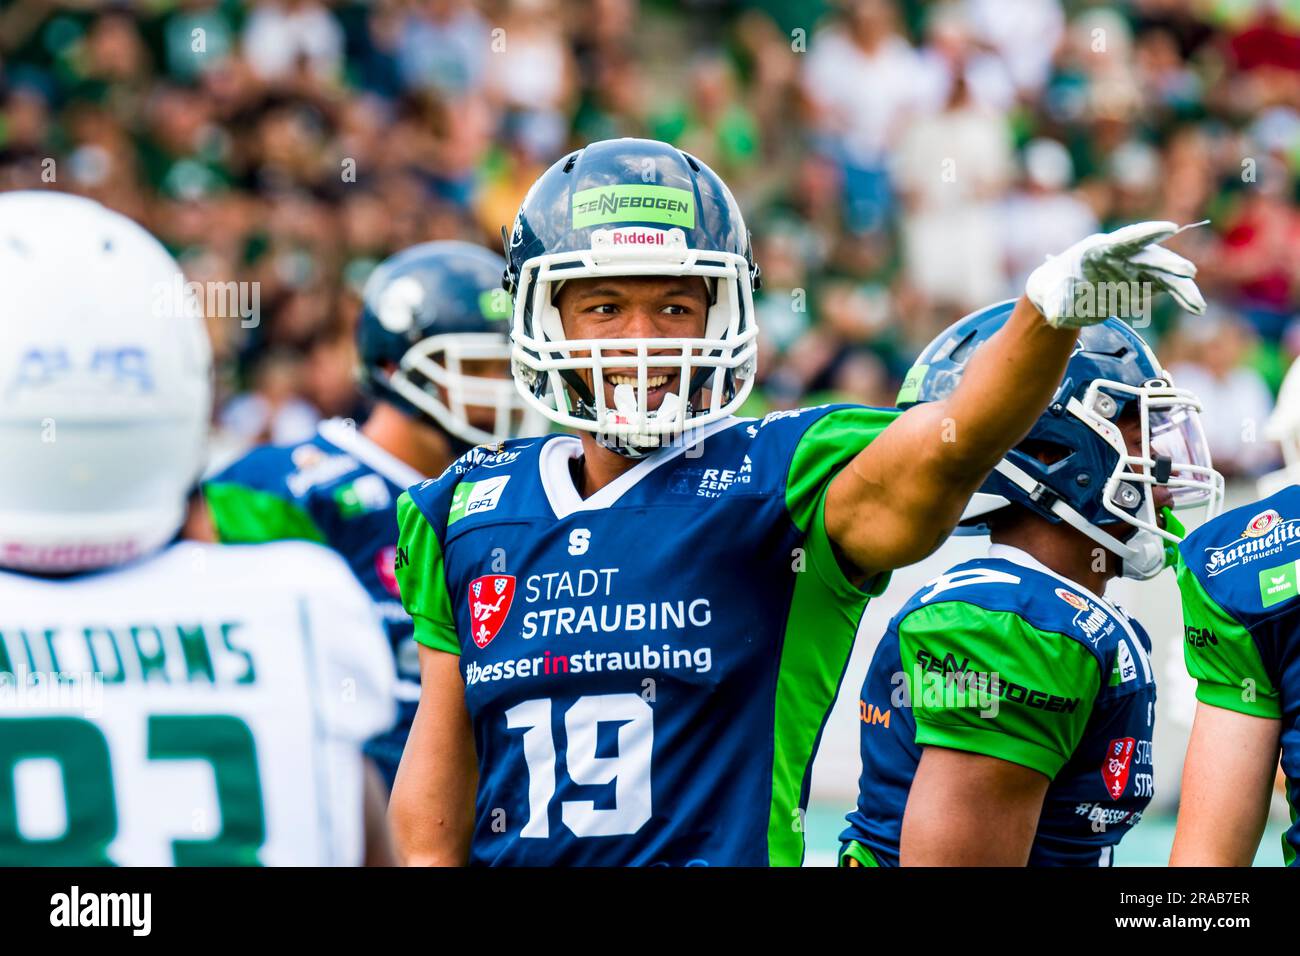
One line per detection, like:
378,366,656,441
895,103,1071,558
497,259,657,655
504,137,760,455
899,299,1223,580
358,240,544,446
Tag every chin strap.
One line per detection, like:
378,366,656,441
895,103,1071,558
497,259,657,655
592,385,688,459
595,433,653,460
993,459,1167,580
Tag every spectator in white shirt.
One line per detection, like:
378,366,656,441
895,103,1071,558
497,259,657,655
894,69,1013,309
1001,138,1100,294
802,0,925,231
1169,310,1279,478
242,0,344,84
915,2,1017,115
965,0,1065,98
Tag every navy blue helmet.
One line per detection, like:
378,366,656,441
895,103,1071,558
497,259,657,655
899,299,1223,579
504,137,760,456
358,240,543,446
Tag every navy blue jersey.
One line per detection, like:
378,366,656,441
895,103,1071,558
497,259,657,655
841,545,1156,866
202,418,424,786
395,405,899,865
1177,486,1300,865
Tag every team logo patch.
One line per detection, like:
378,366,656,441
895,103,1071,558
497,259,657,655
918,568,1021,604
375,546,401,598
1245,509,1281,538
468,574,516,649
376,275,424,332
1101,737,1136,799
1055,588,1089,612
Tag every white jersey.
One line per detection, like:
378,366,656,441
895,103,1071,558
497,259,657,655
0,541,395,866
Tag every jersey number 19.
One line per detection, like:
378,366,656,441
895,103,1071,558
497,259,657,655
505,693,653,838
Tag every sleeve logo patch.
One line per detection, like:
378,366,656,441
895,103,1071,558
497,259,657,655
918,568,1021,604
291,444,326,470
287,453,360,497
468,574,516,649
1258,560,1299,608
1101,737,1136,799
448,475,510,525
1057,588,1114,645
1204,510,1300,575
1109,640,1137,685
1055,588,1089,612
375,545,401,598
334,474,391,518
1245,508,1281,537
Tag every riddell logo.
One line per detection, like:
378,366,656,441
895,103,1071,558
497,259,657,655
608,228,666,246
468,574,516,649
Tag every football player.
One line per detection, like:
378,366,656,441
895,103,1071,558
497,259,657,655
1170,358,1300,866
840,302,1223,866
201,241,543,789
389,137,1208,866
0,191,394,865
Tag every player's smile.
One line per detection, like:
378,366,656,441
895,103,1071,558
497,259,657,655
553,274,711,415
602,366,682,410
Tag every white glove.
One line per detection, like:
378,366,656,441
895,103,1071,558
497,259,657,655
1026,220,1208,329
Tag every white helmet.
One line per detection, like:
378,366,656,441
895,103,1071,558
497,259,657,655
504,139,760,457
0,191,211,573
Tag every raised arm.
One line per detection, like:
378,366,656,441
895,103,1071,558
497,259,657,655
826,295,1075,576
826,221,1206,578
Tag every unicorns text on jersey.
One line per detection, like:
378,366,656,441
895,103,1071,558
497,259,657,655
204,418,422,786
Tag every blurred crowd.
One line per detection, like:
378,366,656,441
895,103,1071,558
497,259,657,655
2,0,1299,476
